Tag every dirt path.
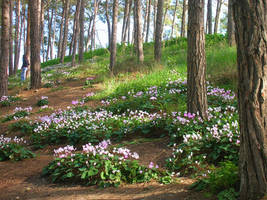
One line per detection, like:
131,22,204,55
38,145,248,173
0,142,213,200
0,79,215,200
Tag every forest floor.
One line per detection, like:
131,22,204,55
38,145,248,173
0,78,215,200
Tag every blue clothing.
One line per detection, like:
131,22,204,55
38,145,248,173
21,67,27,81
22,56,29,68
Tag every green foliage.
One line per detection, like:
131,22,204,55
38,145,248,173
0,96,20,107
190,161,239,199
8,120,35,135
37,97,49,107
43,142,171,187
41,48,108,68
43,82,54,88
2,108,32,122
0,136,35,161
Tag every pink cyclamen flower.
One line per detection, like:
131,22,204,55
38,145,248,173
149,162,154,169
150,97,157,100
72,100,79,105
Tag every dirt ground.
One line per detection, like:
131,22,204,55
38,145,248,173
0,79,215,200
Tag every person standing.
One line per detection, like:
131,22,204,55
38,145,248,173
21,54,29,81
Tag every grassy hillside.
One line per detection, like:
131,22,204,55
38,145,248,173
2,34,240,199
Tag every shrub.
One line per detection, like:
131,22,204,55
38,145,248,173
190,161,239,199
0,135,35,161
0,96,20,107
42,140,171,187
37,96,49,107
2,107,32,122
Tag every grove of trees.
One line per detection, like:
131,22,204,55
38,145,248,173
0,0,266,199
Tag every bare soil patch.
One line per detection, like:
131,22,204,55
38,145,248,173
0,78,215,200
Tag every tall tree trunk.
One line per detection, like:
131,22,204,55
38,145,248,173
142,0,149,40
51,1,57,60
60,0,70,63
154,0,163,62
134,0,144,63
187,0,208,119
14,0,21,74
0,0,10,97
29,0,41,89
46,7,54,61
180,0,187,37
40,1,45,62
127,0,132,45
78,0,85,63
25,6,31,79
91,0,99,50
9,0,14,76
233,1,267,199
145,0,151,42
207,0,212,34
57,0,65,58
170,0,178,38
85,17,93,51
71,0,81,67
227,0,235,46
153,0,157,40
121,0,129,43
105,0,111,49
109,0,118,72
214,0,222,34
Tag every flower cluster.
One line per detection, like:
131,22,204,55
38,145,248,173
207,86,235,101
0,96,20,107
2,107,32,122
0,135,26,148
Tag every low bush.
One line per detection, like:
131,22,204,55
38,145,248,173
0,135,35,161
43,140,171,187
190,161,239,199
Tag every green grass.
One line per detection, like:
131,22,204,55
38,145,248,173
8,34,237,99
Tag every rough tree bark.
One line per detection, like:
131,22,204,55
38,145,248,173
78,0,85,63
187,0,208,119
71,0,81,67
40,1,45,62
60,0,70,63
127,0,132,45
180,0,187,37
29,0,41,89
57,0,65,58
0,0,10,97
121,0,129,43
85,17,93,51
214,0,222,34
46,7,54,61
91,0,99,50
14,0,21,74
51,1,57,60
153,0,157,40
227,0,235,46
207,0,212,34
9,0,14,76
109,0,118,72
142,0,149,40
154,0,163,62
25,5,30,79
233,1,267,199
105,0,111,49
134,0,144,63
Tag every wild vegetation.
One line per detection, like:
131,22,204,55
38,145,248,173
0,0,266,199
1,35,242,199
